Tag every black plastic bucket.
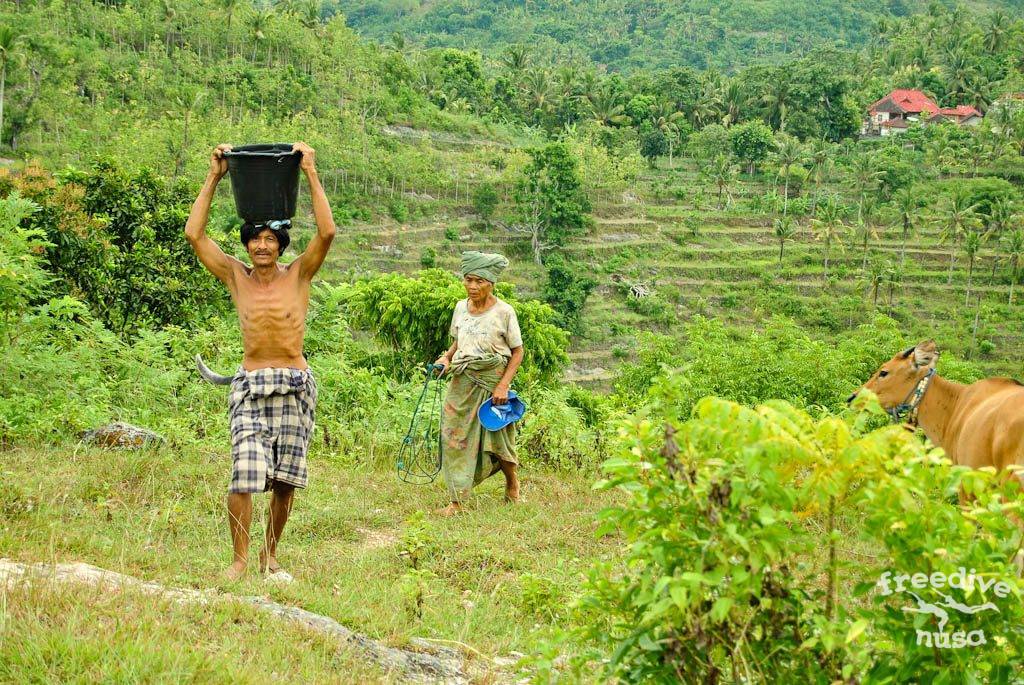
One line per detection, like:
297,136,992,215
223,144,300,222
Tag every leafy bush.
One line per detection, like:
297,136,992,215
614,315,904,411
388,199,409,223
518,385,604,470
13,162,228,336
624,292,675,326
0,192,49,330
339,269,570,384
546,396,1024,682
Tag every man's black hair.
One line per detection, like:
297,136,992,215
240,220,291,253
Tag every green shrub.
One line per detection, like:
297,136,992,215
17,162,227,336
471,182,500,224
552,396,1024,682
419,247,437,268
614,315,904,412
388,200,409,223
339,269,570,385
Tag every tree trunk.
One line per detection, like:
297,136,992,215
825,496,837,621
969,294,982,359
862,231,869,271
782,170,789,217
965,255,974,306
900,220,908,267
531,227,542,266
948,251,955,285
1010,258,1018,306
0,60,6,149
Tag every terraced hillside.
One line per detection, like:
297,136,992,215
317,139,1024,387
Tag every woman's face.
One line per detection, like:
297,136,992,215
463,274,493,300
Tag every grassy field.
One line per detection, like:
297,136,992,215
1,445,618,682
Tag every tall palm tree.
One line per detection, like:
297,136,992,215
0,26,25,146
1001,228,1024,305
760,77,793,132
984,196,1015,278
983,10,1011,53
220,0,241,30
987,196,1014,237
774,215,797,264
587,88,627,127
812,196,847,282
522,68,555,120
501,44,529,74
908,43,929,70
848,153,883,224
885,262,904,312
688,81,723,128
938,189,981,284
806,139,834,213
298,0,322,29
853,216,880,272
863,259,888,307
650,101,684,168
249,8,272,62
704,154,738,209
721,79,746,127
772,134,804,216
940,49,977,103
891,188,920,267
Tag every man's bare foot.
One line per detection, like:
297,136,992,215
224,560,247,581
435,502,465,517
259,550,284,575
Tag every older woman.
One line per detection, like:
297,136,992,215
433,251,525,516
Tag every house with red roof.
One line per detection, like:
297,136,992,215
863,89,940,136
926,104,983,126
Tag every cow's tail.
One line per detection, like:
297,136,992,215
195,354,234,385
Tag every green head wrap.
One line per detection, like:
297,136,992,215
460,251,509,283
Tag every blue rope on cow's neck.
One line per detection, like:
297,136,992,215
888,367,936,426
397,363,445,484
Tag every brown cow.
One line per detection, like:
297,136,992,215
851,340,1024,480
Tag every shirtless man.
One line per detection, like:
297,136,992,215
185,142,336,580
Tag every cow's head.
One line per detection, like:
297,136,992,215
848,340,939,408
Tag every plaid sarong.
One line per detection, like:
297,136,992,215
228,367,317,494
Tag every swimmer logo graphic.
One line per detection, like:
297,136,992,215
876,568,1012,648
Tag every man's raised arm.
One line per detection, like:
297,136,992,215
185,144,239,285
293,142,337,280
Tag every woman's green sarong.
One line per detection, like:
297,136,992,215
441,353,518,502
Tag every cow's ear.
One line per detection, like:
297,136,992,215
913,339,939,369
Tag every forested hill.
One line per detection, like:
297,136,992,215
327,0,1016,72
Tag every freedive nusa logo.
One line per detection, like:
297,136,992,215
876,568,1011,649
